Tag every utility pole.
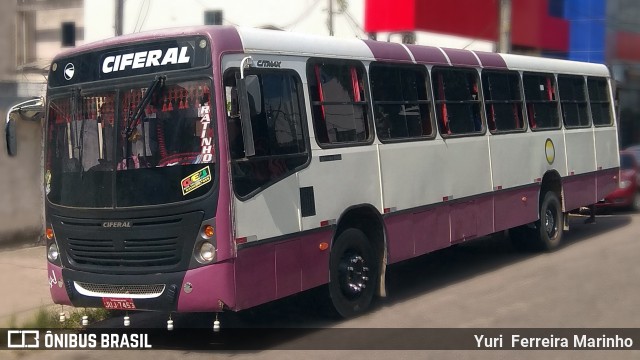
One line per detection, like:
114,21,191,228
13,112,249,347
328,0,334,36
115,0,124,36
498,0,511,53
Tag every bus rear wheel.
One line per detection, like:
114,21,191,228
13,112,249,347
328,228,378,318
511,191,564,251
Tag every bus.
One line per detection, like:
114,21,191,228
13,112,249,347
5,26,619,327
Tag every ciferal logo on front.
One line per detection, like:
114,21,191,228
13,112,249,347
7,330,40,348
64,63,75,80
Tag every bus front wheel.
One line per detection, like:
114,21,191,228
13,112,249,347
328,228,378,318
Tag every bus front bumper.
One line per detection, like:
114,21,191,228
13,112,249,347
47,261,236,313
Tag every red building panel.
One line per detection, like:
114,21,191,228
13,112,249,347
615,31,640,62
365,0,568,52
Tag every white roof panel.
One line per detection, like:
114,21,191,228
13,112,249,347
501,53,609,77
236,27,374,60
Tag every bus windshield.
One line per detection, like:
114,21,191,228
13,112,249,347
45,78,215,208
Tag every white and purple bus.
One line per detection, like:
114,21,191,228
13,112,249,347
5,26,619,325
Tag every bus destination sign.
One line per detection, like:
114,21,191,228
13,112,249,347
49,37,211,87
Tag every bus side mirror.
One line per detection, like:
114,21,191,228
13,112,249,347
236,74,261,158
5,97,44,157
6,117,16,156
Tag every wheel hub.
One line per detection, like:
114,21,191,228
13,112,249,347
545,208,556,237
339,254,369,298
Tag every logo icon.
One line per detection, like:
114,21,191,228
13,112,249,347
545,138,555,165
7,330,40,348
64,63,75,80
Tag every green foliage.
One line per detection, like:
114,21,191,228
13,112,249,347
11,307,114,329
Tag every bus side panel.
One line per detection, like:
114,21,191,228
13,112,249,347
596,168,619,200
177,261,236,312
594,125,620,199
234,230,332,310
299,147,382,231
300,229,332,291
493,185,540,232
476,195,495,237
413,206,450,258
275,240,301,299
564,128,597,177
562,173,597,211
450,200,478,243
384,214,414,264
235,245,276,310
385,205,451,264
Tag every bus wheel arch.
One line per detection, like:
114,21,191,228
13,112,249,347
328,205,387,317
540,170,564,212
511,171,564,251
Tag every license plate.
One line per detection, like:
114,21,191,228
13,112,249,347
102,297,136,310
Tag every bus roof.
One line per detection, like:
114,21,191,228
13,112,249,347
53,25,610,78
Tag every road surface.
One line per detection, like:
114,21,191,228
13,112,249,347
5,212,640,359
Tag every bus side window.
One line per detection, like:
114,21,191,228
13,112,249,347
307,59,371,145
558,75,590,128
370,62,433,141
482,70,524,133
523,73,560,130
432,67,482,136
224,69,308,198
588,77,612,127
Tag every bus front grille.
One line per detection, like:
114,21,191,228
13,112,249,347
67,237,181,267
52,211,204,274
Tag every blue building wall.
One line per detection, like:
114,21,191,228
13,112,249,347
564,0,606,63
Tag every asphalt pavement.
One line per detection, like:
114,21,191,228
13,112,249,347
0,245,50,326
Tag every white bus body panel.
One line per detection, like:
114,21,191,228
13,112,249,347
298,145,383,231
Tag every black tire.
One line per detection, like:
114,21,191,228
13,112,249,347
510,191,564,251
328,228,379,318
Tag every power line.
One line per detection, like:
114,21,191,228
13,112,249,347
137,0,152,32
281,0,322,29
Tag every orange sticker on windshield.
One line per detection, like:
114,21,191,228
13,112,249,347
181,166,211,195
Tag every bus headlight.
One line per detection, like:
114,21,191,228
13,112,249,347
620,180,631,189
47,243,59,262
196,241,216,264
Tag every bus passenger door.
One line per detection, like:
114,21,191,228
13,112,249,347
223,66,310,307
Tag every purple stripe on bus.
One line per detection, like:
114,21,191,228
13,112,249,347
385,205,450,264
442,48,480,67
385,184,540,264
363,40,413,63
473,51,508,69
493,186,540,233
563,172,598,211
207,26,244,54
210,27,241,264
596,167,619,199
177,261,235,312
405,44,449,65
48,263,72,306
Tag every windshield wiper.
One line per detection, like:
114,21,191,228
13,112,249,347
123,75,165,169
124,75,165,139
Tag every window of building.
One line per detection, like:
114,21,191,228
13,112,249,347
587,77,612,126
370,63,432,141
558,75,590,128
307,60,370,146
224,70,308,198
61,22,76,47
523,73,560,130
204,10,223,25
482,70,524,132
432,67,482,136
